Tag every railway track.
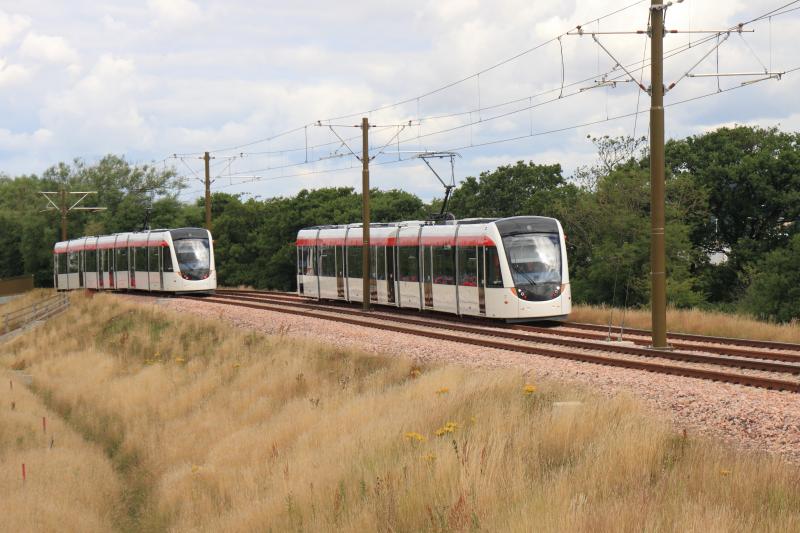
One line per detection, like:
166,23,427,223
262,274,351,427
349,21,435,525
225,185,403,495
201,289,800,393
216,289,800,363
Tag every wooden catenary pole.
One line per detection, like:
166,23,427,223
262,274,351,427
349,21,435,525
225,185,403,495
650,0,669,348
361,117,371,312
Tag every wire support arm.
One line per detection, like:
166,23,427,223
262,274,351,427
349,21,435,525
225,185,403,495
591,34,648,92
325,125,361,161
369,124,409,161
666,32,731,92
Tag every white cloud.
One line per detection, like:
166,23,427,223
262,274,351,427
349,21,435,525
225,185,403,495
0,10,30,48
40,54,153,152
147,0,204,28
0,127,51,150
0,58,31,87
19,32,79,64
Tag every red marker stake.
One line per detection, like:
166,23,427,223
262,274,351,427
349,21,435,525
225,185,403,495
22,463,26,482
42,417,46,434
9,379,12,390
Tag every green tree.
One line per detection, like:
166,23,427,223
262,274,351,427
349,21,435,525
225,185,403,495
739,233,800,322
666,126,800,303
448,161,570,219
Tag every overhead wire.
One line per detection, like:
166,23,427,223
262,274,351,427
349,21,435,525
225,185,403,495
170,0,799,196
175,63,800,200
191,22,769,169
191,0,648,158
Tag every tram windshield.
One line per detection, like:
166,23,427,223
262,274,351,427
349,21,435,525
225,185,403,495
174,238,210,280
503,233,561,287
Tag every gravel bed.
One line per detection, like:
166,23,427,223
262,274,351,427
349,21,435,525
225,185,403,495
208,297,800,383
129,294,800,463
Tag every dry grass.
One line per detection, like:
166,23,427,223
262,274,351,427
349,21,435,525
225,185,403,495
1,293,799,532
571,304,800,344
0,368,121,532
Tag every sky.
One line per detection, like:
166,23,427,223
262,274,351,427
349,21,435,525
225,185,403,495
1,0,799,203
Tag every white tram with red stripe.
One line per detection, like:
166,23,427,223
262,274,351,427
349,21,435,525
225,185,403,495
296,216,570,321
54,227,216,294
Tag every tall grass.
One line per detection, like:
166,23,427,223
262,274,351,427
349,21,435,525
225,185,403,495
2,293,799,532
0,367,121,532
571,303,800,344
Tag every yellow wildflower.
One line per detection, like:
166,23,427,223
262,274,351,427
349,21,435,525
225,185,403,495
421,453,436,463
435,421,459,436
403,432,427,442
233,363,241,369
720,469,731,476
191,465,200,474
175,357,186,364
523,384,536,395
435,387,449,395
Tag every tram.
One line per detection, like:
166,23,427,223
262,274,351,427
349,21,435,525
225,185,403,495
297,216,570,320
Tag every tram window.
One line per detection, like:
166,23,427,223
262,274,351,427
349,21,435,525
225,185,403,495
319,245,336,277
372,245,386,280
57,254,67,274
347,245,362,278
147,247,157,271
116,247,128,271
486,246,504,287
297,247,304,275
85,249,96,271
457,246,478,286
432,245,455,285
132,247,142,270
162,247,174,272
67,252,79,273
335,246,344,277
398,246,419,281
297,246,306,275
305,247,316,275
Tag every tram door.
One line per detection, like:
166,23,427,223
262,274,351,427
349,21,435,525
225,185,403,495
108,249,115,288
78,251,84,288
478,247,486,315
149,246,162,291
386,245,396,304
129,247,136,288
99,249,105,288
422,246,433,308
335,245,345,298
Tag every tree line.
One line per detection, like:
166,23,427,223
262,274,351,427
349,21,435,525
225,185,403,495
1,125,797,322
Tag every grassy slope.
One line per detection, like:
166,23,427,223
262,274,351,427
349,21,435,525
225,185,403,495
0,367,121,531
1,293,798,532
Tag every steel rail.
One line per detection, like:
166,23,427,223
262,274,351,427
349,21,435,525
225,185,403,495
561,321,800,352
516,324,800,363
209,292,800,373
194,293,800,392
214,289,800,364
